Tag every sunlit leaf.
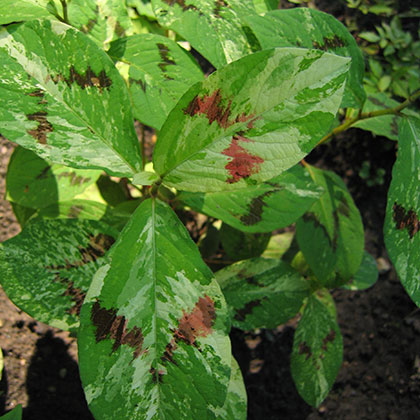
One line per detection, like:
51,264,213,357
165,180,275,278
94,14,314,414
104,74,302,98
67,0,134,49
245,8,366,108
108,34,204,129
178,165,323,232
384,117,420,306
154,48,350,192
216,258,309,330
0,20,142,176
78,198,231,419
0,219,118,332
0,0,53,24
151,0,255,68
291,294,342,407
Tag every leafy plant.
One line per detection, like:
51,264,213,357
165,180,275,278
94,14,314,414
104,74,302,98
0,1,419,418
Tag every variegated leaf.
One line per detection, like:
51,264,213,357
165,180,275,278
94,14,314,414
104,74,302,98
244,8,366,108
154,47,350,192
6,146,101,210
384,117,420,306
296,165,364,287
0,0,53,24
178,164,323,232
78,198,231,419
108,34,204,129
216,258,309,330
0,219,118,332
0,20,142,176
151,0,255,68
67,0,134,49
291,294,343,407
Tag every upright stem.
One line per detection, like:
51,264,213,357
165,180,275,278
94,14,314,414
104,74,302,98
60,0,69,24
317,89,420,146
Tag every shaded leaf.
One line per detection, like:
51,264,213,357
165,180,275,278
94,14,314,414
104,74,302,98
0,405,22,420
78,198,231,419
151,0,255,68
352,92,419,141
216,258,309,330
0,19,142,176
220,223,271,261
296,165,364,286
244,8,366,108
6,146,101,210
252,0,279,14
0,219,118,332
384,117,420,306
108,34,204,129
10,202,37,227
67,0,134,49
96,175,128,207
34,199,132,231
178,164,323,232
0,348,3,381
216,357,247,419
291,295,342,407
342,250,378,291
154,48,349,192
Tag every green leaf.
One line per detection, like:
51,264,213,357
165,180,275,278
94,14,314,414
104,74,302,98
220,223,271,261
67,0,134,49
0,219,118,332
384,117,420,306
262,231,295,259
352,93,419,141
0,405,23,420
151,0,255,68
33,198,131,230
108,34,204,130
252,0,279,14
178,164,324,232
132,171,160,186
0,0,52,24
244,8,366,108
0,19,142,177
296,165,364,286
154,48,350,192
78,198,231,419
216,258,309,330
10,202,37,227
217,357,247,419
6,147,101,210
291,295,342,407
342,250,378,291
96,175,128,207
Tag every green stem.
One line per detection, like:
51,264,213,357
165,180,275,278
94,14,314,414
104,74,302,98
60,0,69,24
317,89,420,146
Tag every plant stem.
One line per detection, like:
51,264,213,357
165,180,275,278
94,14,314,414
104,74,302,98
317,89,420,146
60,0,69,24
140,123,145,170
